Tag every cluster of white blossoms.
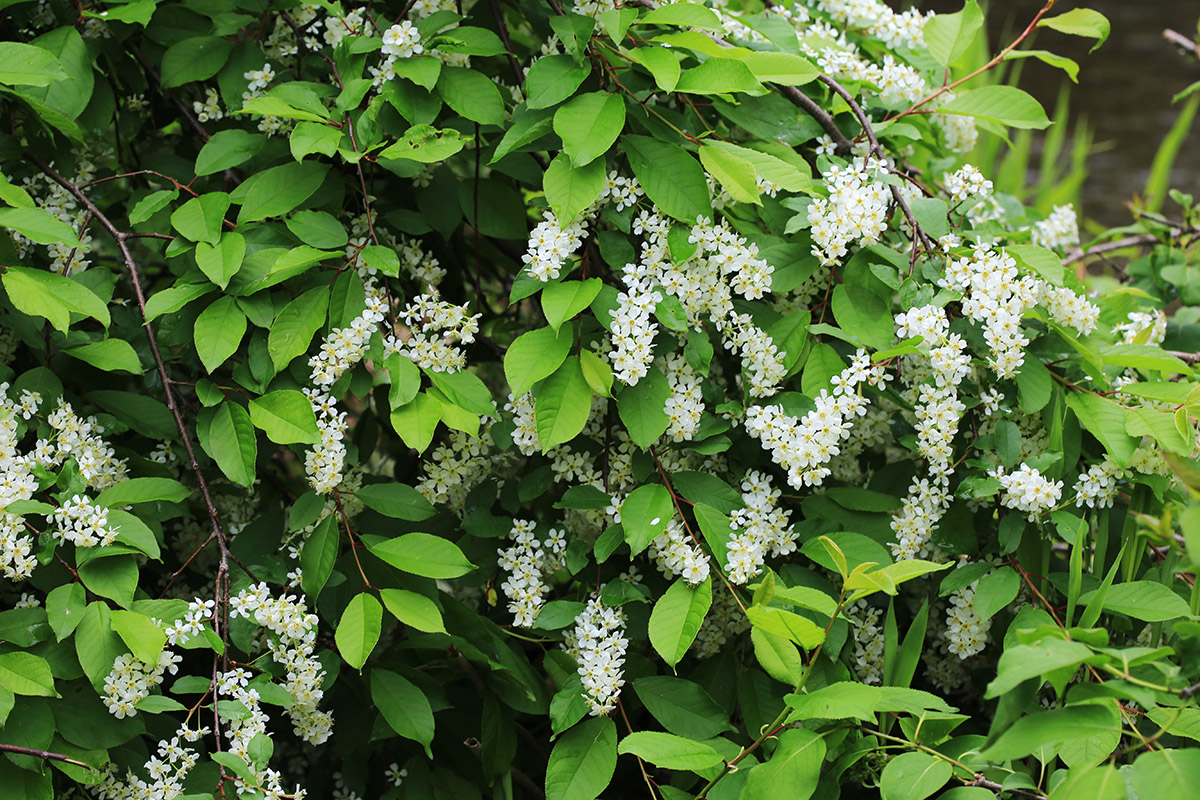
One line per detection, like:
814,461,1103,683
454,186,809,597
416,428,498,512
563,596,628,715
1115,309,1167,345
163,598,214,645
309,281,388,386
662,353,704,441
102,649,181,719
945,164,993,207
815,0,931,50
372,21,424,85
895,305,970,476
808,157,891,265
1031,203,1081,251
1041,284,1101,336
609,261,664,385
844,600,885,684
945,578,991,658
504,391,540,456
941,245,1041,378
1074,459,1121,509
650,519,710,585
386,293,480,373
600,171,644,210
688,216,775,300
229,582,333,745
304,389,350,495
497,520,565,626
744,351,887,489
726,471,793,584
95,724,211,800
991,463,1064,519
323,8,365,47
50,495,118,548
45,398,129,489
193,88,223,123
216,667,303,800
890,477,950,561
397,236,446,287
522,210,590,282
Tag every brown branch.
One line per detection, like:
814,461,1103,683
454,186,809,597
778,86,853,155
1165,29,1200,60
1166,350,1200,365
487,0,524,86
0,743,92,769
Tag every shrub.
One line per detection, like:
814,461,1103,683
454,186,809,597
0,0,1198,798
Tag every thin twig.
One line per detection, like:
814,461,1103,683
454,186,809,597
0,743,92,769
1165,29,1200,60
487,0,524,85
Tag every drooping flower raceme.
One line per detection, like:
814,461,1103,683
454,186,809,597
564,597,628,716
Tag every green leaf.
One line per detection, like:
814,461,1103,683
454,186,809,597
75,602,124,688
208,401,257,487
832,284,893,350
787,682,882,722
437,65,505,125
371,532,475,578
1079,580,1190,622
923,0,984,68
239,95,329,123
144,282,212,322
739,728,824,800
735,51,819,86
65,339,141,374
0,206,80,246
631,46,681,92
580,349,614,397
938,85,1051,130
290,121,343,161
1016,358,1052,414
3,266,109,332
171,192,230,245
336,592,382,670
616,366,672,447
751,627,804,686
288,211,348,250
675,58,765,95
525,54,591,110
110,610,166,664
194,232,245,289
78,553,139,608
622,135,710,223
1102,344,1188,374
356,483,437,521
97,477,191,507
45,582,85,642
700,143,760,204
618,732,722,770
546,717,617,800
160,36,234,87
269,286,328,370
648,577,712,666
372,669,435,757
979,704,1118,761
543,279,603,332
492,107,556,162
632,676,734,739
196,129,264,176
194,296,247,373
746,606,825,649
544,153,606,224
248,390,320,445
536,355,592,451
984,638,1098,698
973,566,1020,620
380,588,446,634
0,652,56,697
1065,393,1138,468
1129,749,1200,798
1038,8,1110,52
505,326,573,397
879,752,952,800
620,483,673,555
128,189,177,225
231,161,329,223
300,516,338,599
378,124,465,163
394,55,442,90
1005,50,1080,83
391,392,442,452
640,1,723,31
554,91,625,167
0,42,66,86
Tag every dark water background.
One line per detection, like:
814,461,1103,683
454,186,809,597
920,0,1200,226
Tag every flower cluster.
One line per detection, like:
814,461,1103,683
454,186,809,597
388,293,480,373
992,463,1064,518
102,649,181,719
95,724,211,800
609,261,664,385
50,495,118,548
844,600,885,684
808,157,891,265
304,389,350,495
497,520,565,626
726,471,793,585
744,351,886,489
373,22,424,85
308,281,388,386
662,353,704,441
945,163,993,206
522,210,589,282
650,519,710,585
1115,310,1167,345
1074,459,1121,509
1031,203,1081,251
564,597,628,715
890,477,950,561
945,578,991,659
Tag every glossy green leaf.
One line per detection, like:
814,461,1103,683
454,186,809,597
648,577,712,666
194,296,247,373
554,91,625,167
336,592,382,670
371,532,475,578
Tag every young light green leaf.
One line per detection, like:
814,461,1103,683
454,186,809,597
622,135,710,223
231,161,328,223
96,477,191,507
739,729,825,800
371,532,475,578
380,588,446,634
437,65,505,125
923,0,984,68
194,296,247,373
1038,8,1110,52
171,191,229,245
554,91,625,167
580,349,614,397
615,367,671,448
268,286,328,370
544,153,606,224
505,326,573,397
391,392,442,452
639,1,723,31
617,732,722,770
630,46,681,92
535,355,592,451
356,483,437,521
543,279,603,332
249,390,321,445
879,752,952,800
110,610,167,664
3,266,109,332
0,42,67,86
736,52,819,86
0,652,56,697
0,206,80,246
699,143,760,205
648,577,712,666
675,57,765,95
195,129,265,176
938,85,1051,130
65,339,141,374
336,592,382,670
524,54,591,110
